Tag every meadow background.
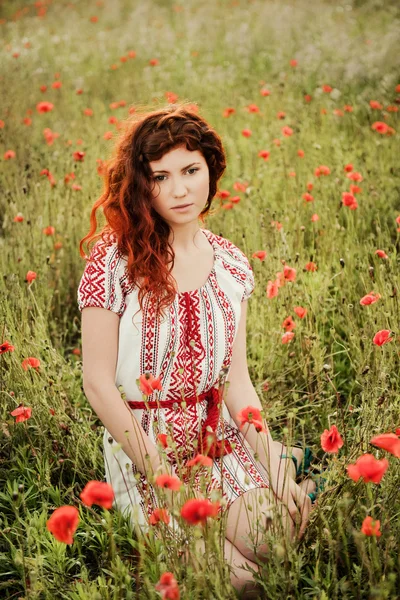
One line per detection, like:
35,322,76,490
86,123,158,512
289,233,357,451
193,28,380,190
1,0,400,598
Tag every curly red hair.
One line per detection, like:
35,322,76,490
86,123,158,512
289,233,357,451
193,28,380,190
79,102,227,320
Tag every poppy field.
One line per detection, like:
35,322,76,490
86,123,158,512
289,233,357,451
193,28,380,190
1,0,400,598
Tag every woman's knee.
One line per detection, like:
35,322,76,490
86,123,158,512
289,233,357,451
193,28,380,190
223,487,296,563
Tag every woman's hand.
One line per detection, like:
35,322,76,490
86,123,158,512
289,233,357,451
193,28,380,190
267,464,312,538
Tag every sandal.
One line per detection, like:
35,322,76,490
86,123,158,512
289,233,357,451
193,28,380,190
307,471,326,504
280,446,314,480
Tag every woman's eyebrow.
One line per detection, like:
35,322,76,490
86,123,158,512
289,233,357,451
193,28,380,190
152,162,201,174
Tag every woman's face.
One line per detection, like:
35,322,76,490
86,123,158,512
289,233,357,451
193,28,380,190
149,145,210,227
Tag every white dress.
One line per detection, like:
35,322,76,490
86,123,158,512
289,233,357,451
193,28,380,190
77,228,269,535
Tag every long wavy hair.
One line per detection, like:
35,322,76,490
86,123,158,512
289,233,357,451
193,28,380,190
79,102,227,321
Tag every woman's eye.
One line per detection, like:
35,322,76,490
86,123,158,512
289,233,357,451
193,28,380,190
154,168,199,182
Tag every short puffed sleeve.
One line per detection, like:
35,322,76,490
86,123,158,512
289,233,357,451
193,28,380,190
77,239,128,317
219,237,255,302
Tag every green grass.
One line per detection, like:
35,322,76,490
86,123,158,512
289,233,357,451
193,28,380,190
1,0,400,598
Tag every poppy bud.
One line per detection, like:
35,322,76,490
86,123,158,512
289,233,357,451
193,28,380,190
340,258,345,267
369,266,374,280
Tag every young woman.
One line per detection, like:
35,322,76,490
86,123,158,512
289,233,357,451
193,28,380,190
77,103,316,597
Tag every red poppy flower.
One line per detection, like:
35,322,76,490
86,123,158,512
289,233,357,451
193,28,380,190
282,126,293,137
180,498,220,526
297,149,305,157
305,262,317,272
361,516,381,537
80,481,114,509
266,280,279,299
315,165,330,177
186,453,213,468
21,357,40,370
372,330,393,346
138,372,163,395
281,331,294,345
36,101,54,113
149,508,170,525
155,572,180,600
13,213,24,222
242,129,252,137
283,265,296,282
320,424,344,453
371,121,389,134
43,226,55,236
311,214,319,222
155,474,182,491
282,316,296,332
344,164,353,172
302,193,314,202
369,100,383,110
347,171,363,182
0,340,15,354
258,150,270,161
342,192,358,210
293,306,307,319
322,85,332,93
347,453,389,484
252,250,267,261
10,405,32,423
370,433,400,458
4,150,16,160
360,292,381,306
72,151,85,162
157,433,169,448
46,505,80,544
375,249,388,259
237,406,267,433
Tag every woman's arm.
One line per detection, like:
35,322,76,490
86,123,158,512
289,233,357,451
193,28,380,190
224,300,311,529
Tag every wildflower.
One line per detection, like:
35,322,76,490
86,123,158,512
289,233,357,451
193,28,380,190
266,280,279,299
347,454,389,484
43,226,55,236
46,506,79,544
361,516,381,537
252,250,267,261
297,149,305,157
155,474,182,491
10,405,32,423
344,164,353,172
315,165,330,177
320,425,344,453
157,433,169,448
311,214,319,222
0,340,15,354
223,107,235,118
282,126,293,136
155,572,180,600
282,331,295,344
21,357,40,371
36,101,54,113
375,250,388,259
294,306,307,319
369,100,383,110
346,171,363,182
242,129,252,137
360,292,381,306
372,330,393,346
302,193,314,202
4,150,16,160
186,454,213,468
72,151,85,162
258,150,270,160
237,406,267,433
80,481,114,509
283,265,296,281
180,498,220,526
371,121,389,134
370,433,400,458
138,372,163,395
282,316,296,332
149,508,170,525
342,192,358,210
13,213,24,222
305,262,317,272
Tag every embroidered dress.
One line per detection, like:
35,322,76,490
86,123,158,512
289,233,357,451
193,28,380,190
77,228,269,534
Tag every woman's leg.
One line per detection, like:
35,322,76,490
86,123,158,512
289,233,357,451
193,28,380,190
224,536,262,599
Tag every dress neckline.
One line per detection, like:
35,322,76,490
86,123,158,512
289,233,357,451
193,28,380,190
176,228,217,296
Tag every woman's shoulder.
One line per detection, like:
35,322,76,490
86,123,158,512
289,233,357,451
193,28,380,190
205,228,251,266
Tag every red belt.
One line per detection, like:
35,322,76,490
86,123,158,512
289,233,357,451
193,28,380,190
127,386,233,459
